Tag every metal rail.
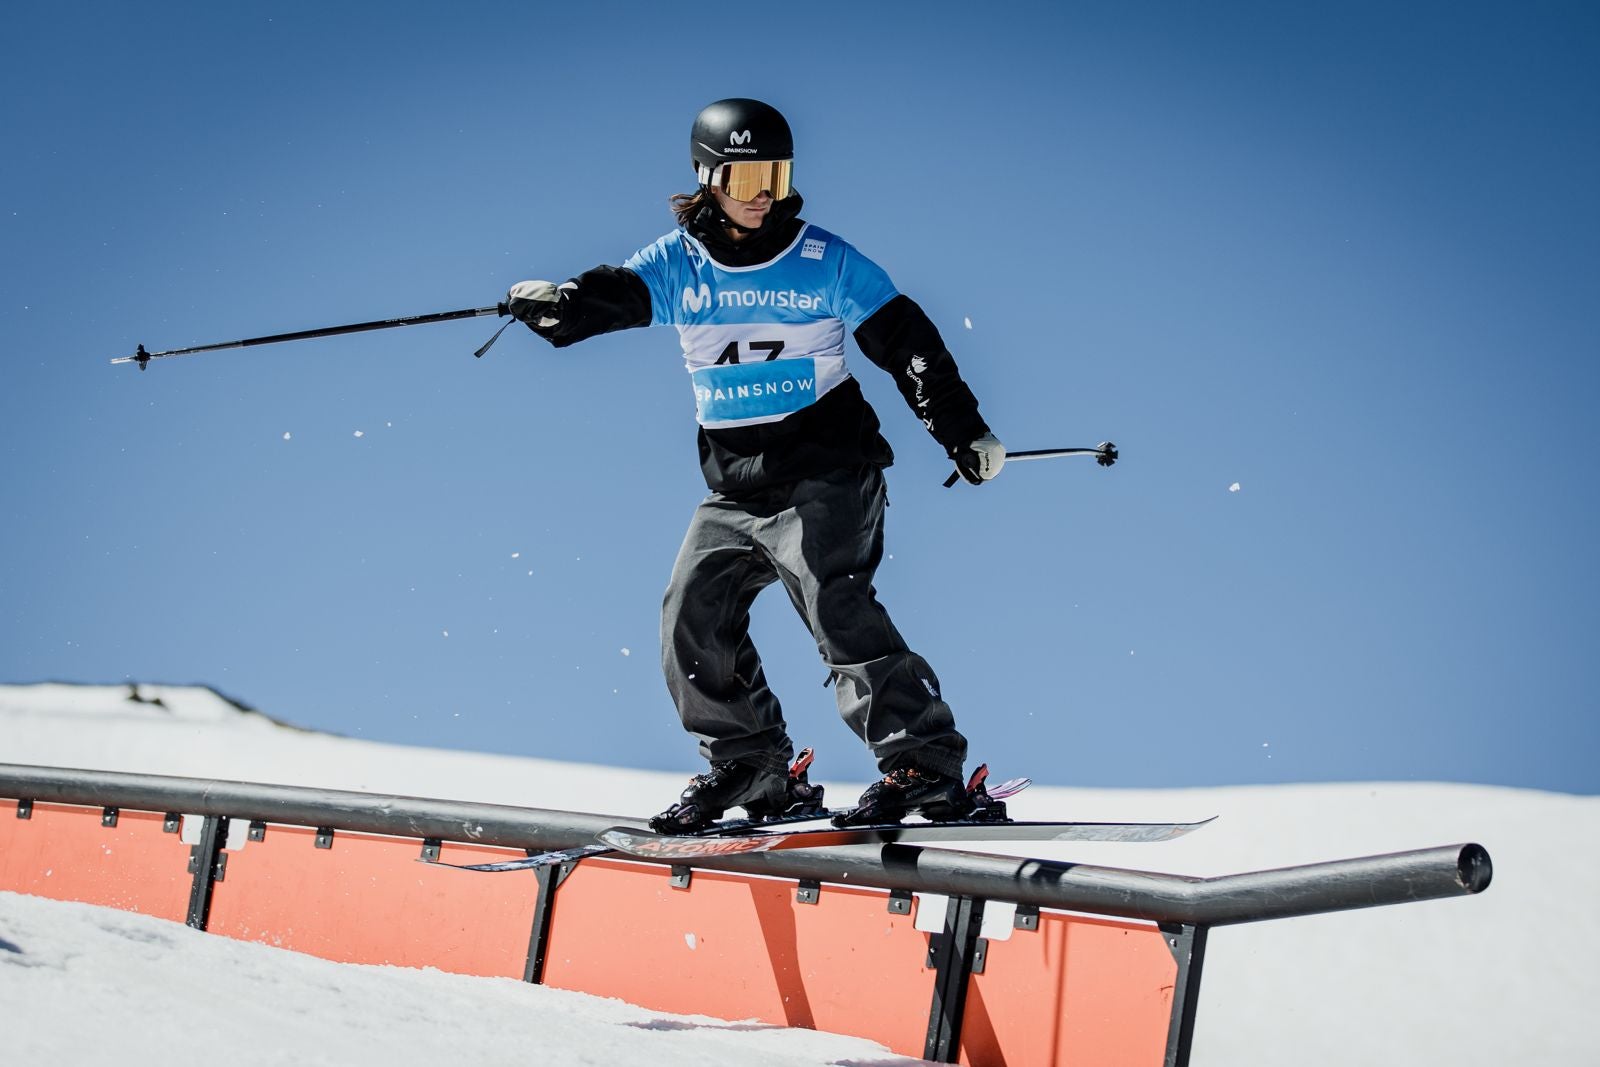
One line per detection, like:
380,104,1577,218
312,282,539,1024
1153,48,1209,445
0,763,1490,926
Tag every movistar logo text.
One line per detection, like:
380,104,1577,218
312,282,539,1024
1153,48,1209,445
717,288,821,311
682,285,823,316
730,130,751,145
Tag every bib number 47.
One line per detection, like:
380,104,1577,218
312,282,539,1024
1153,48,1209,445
714,340,786,364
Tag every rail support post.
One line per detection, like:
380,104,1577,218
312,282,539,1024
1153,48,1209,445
1161,921,1210,1067
184,815,230,931
523,860,577,984
924,895,986,1061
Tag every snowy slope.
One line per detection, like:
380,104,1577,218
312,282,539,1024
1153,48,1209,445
0,889,913,1067
2,683,1597,1065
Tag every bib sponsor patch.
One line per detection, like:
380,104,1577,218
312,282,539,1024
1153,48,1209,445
692,358,818,424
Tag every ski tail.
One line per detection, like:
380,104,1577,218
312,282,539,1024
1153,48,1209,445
421,842,612,873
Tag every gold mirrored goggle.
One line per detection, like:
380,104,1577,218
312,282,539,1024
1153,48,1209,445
708,159,793,202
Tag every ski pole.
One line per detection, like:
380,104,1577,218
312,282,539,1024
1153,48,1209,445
943,441,1118,487
109,303,510,370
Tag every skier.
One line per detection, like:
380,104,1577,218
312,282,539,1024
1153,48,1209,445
506,98,1005,831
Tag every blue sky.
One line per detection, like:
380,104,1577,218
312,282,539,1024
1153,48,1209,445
3,1,1596,794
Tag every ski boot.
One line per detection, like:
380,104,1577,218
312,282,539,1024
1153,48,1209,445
650,748,825,833
831,763,977,827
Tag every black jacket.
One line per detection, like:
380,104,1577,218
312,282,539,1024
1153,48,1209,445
529,198,989,494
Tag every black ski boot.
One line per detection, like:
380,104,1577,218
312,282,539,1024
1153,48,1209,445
650,748,825,833
831,765,975,827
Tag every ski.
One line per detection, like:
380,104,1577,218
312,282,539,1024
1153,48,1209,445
597,816,1216,860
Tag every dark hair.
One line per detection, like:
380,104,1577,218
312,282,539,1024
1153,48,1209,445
669,186,714,227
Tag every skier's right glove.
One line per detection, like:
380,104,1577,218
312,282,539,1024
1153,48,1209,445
952,432,1006,485
506,279,576,336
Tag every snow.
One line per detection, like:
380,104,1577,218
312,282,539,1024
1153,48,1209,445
0,891,897,1067
3,682,1598,1065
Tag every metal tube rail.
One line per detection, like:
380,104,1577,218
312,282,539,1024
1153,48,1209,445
0,763,1490,926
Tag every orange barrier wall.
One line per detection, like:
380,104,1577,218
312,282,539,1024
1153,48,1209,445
0,802,191,923
962,911,1178,1066
542,858,937,1056
1,798,1185,1065
206,827,540,978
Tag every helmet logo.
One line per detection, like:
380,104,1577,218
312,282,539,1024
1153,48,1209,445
729,130,751,145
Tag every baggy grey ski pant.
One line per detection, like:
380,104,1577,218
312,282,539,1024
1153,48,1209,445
661,464,967,780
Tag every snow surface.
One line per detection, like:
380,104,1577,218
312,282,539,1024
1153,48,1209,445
0,891,904,1067
3,683,1597,1065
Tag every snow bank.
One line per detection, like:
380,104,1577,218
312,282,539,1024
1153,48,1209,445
0,890,916,1067
2,683,1596,1065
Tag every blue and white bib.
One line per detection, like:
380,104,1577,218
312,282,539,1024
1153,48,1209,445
624,224,898,429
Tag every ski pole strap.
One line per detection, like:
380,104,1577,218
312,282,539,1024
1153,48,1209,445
473,316,517,359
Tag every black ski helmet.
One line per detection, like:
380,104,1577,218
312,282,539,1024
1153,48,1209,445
690,98,793,179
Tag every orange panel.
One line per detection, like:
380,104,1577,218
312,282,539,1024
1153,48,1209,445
960,911,1177,1067
205,827,538,978
0,803,191,922
543,859,936,1057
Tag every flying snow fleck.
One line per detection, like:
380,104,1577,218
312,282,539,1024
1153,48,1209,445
353,430,365,438
684,933,698,950
963,316,973,329
511,552,521,559
620,648,631,657
1229,482,1241,492
282,432,292,441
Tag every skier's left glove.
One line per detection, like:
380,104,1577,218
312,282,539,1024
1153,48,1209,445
953,432,1006,485
506,279,576,336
